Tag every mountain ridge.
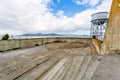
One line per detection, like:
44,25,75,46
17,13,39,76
21,33,66,36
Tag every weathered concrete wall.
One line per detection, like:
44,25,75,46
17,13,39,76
102,0,120,54
0,37,91,51
92,38,101,54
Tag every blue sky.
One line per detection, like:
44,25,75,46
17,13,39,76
49,0,89,17
49,0,103,17
0,0,112,35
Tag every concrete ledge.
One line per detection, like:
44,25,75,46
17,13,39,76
92,38,101,54
0,37,91,52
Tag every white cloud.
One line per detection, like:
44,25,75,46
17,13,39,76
74,0,89,5
56,10,65,18
89,0,100,6
57,0,61,3
74,0,100,6
0,0,112,35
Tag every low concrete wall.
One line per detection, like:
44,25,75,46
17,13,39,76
0,37,91,51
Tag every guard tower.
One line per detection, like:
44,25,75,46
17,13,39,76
90,12,108,40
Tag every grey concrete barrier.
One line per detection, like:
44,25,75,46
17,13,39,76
0,37,91,51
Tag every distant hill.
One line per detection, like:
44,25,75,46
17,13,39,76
21,33,65,36
21,33,90,38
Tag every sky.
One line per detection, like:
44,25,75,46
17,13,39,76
0,0,112,35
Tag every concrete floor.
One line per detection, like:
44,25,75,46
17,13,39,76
0,42,120,80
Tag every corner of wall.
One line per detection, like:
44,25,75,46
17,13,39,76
92,38,101,54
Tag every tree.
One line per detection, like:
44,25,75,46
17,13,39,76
2,34,9,40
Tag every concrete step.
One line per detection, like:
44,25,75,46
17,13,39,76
15,58,59,80
76,56,92,80
38,57,69,80
62,56,84,80
0,57,48,80
51,57,72,80
81,56,102,80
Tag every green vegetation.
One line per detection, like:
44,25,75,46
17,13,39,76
2,34,9,40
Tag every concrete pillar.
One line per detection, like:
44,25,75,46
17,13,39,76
102,0,120,54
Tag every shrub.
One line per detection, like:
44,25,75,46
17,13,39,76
2,34,9,40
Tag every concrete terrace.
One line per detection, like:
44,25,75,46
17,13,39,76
0,42,120,80
0,0,120,80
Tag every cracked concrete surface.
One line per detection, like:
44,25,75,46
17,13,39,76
0,42,120,80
